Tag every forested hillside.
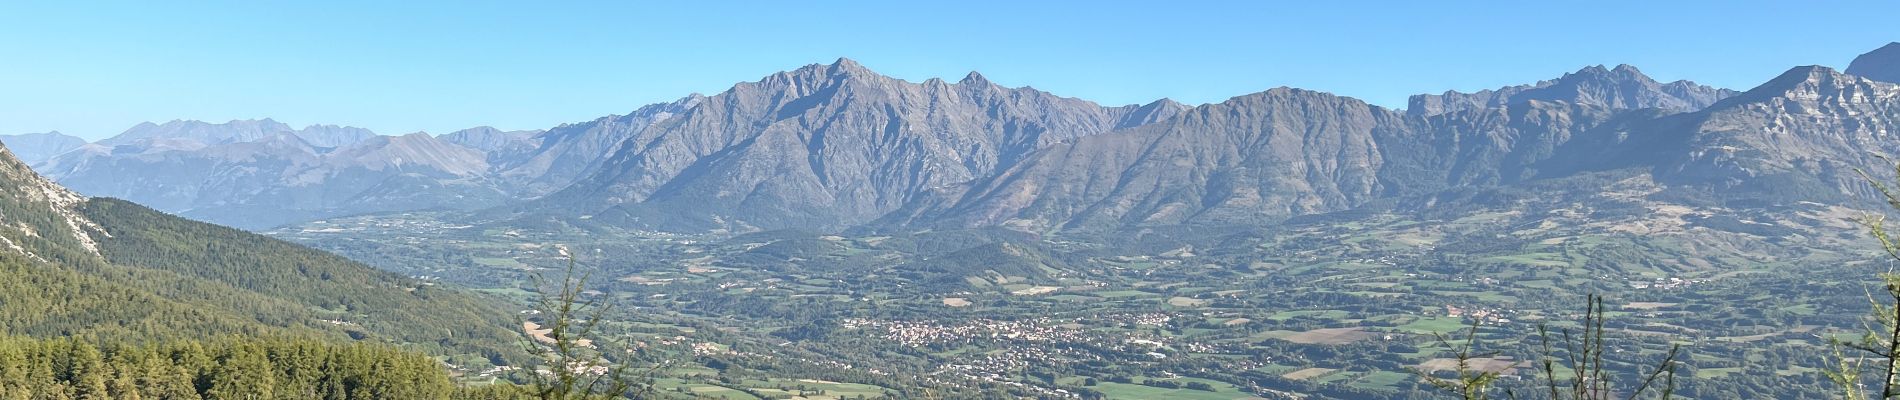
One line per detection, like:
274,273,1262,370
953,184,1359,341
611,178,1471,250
0,336,532,400
79,198,520,358
0,143,520,370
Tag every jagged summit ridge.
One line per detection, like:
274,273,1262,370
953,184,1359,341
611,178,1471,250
1715,65,1900,109
523,58,1188,232
1408,64,1737,117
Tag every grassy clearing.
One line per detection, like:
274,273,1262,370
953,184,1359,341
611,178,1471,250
1396,316,1467,334
1047,294,1101,302
1255,364,1299,374
472,287,536,302
1167,296,1211,307
1280,327,1375,344
1091,378,1251,400
1282,367,1337,381
1349,370,1412,390
472,256,525,268
1418,357,1523,375
1267,310,1350,321
1095,290,1159,298
1479,253,1571,268
1624,302,1678,310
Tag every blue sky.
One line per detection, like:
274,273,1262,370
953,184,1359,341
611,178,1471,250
2,1,1896,140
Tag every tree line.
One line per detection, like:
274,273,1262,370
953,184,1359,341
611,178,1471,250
0,336,490,400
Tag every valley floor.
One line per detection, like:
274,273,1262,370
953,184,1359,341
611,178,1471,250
271,203,1876,399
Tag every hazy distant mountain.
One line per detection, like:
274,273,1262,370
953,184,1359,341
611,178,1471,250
328,132,491,177
94,119,378,149
294,124,381,148
38,133,313,214
1407,64,1737,117
1847,42,1900,84
37,126,505,229
441,126,543,156
27,104,725,228
0,131,86,164
517,58,1188,232
98,118,297,147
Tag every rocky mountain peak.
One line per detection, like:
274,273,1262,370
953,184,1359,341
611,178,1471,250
752,58,896,96
1113,99,1191,129
1716,65,1900,109
1231,87,1380,111
1408,64,1735,117
831,57,865,70
1847,42,1900,84
959,71,991,86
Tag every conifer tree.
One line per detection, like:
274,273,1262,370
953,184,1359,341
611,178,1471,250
206,344,275,400
66,342,108,400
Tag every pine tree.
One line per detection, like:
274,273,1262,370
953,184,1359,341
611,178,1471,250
0,340,32,400
66,342,109,400
205,344,275,400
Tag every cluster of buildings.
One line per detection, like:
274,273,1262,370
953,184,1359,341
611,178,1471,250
840,317,1091,348
1629,276,1707,290
1443,305,1513,324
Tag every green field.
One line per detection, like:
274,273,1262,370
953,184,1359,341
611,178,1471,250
1092,378,1251,400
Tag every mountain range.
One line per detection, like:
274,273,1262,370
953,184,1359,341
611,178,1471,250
9,43,1900,235
31,123,505,228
